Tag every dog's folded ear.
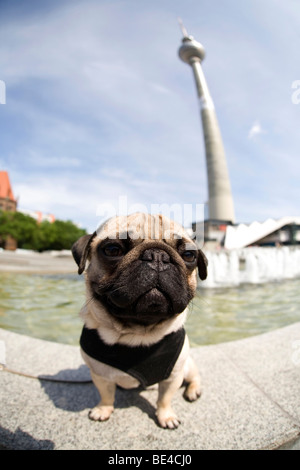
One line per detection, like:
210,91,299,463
197,249,208,281
72,232,97,275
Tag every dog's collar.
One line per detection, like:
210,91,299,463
80,326,186,388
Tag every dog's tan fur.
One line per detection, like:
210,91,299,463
72,213,207,429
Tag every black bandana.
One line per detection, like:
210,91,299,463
80,326,186,388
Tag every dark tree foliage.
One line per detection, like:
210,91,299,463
0,211,87,251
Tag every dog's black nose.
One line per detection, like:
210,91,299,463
141,248,170,270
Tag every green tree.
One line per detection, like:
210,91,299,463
0,211,37,249
0,210,87,251
37,219,86,251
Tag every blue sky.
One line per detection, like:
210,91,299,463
0,0,300,232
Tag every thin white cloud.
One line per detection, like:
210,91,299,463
248,121,266,140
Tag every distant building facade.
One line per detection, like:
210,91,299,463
192,217,300,250
19,209,55,224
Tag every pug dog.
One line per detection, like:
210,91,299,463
72,213,207,429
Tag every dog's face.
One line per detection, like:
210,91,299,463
72,213,207,326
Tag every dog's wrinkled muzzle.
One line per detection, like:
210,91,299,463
103,247,191,325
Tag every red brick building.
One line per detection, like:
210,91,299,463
0,171,17,249
0,171,17,212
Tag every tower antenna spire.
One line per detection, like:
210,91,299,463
178,17,189,38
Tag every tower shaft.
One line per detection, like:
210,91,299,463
178,31,235,223
191,58,235,222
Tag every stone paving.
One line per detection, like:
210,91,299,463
1,249,299,450
1,323,300,450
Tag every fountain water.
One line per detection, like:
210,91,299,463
202,246,300,288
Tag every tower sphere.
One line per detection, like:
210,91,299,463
178,36,206,64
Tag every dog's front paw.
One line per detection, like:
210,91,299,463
156,408,181,429
89,405,114,422
183,381,202,402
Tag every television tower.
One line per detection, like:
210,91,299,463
178,20,235,223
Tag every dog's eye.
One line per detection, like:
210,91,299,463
182,251,196,263
103,245,124,258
